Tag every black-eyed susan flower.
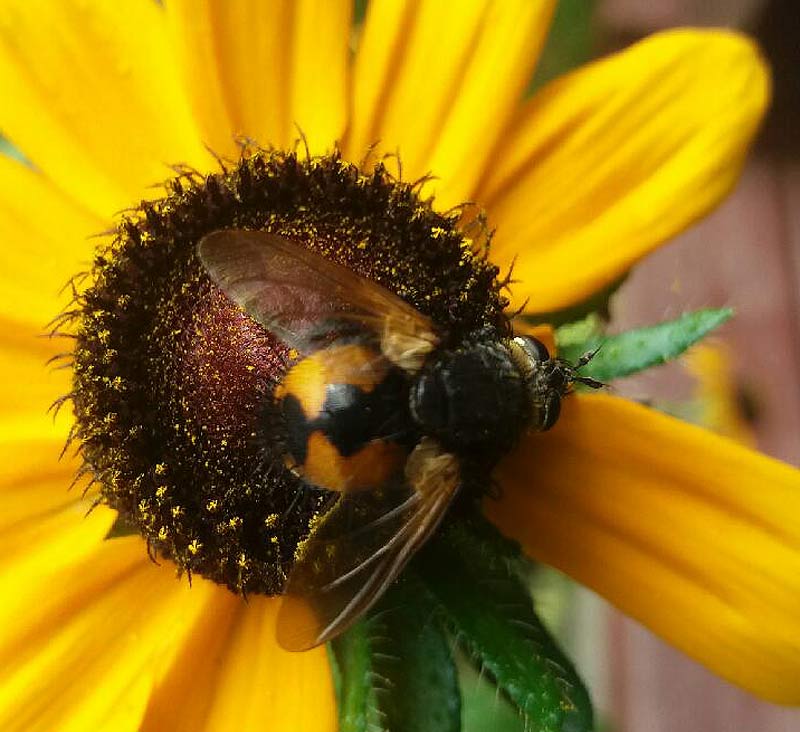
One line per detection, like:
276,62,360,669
0,1,797,731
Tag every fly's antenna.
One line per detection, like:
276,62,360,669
568,344,605,390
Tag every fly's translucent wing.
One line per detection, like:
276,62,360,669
276,438,460,651
197,229,438,368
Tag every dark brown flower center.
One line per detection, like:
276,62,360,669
69,149,508,595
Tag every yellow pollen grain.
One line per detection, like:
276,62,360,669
188,539,201,555
155,486,167,498
158,526,169,540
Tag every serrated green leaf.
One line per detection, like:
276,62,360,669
557,308,733,382
417,517,593,732
372,577,461,732
332,620,379,732
459,650,528,732
332,577,460,732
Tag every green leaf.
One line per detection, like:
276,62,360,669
528,0,597,93
556,307,733,382
417,517,593,732
459,650,528,732
373,577,461,732
331,621,379,732
332,577,461,732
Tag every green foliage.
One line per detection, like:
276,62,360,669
529,0,597,93
332,577,461,732
417,518,593,732
332,620,380,732
557,308,733,382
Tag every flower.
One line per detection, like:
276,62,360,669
0,1,796,730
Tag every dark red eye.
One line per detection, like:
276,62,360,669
541,394,562,431
517,336,551,363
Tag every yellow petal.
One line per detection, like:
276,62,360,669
166,0,351,156
0,0,210,218
289,0,353,154
0,532,218,732
479,30,770,313
140,587,240,732
346,0,554,207
485,393,800,703
0,156,103,327
0,420,77,517
142,592,335,732
685,343,756,446
0,324,71,420
198,596,336,732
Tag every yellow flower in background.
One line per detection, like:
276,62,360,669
0,1,797,731
685,343,756,445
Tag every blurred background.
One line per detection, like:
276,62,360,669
545,1,800,730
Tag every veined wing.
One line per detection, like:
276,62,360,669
276,438,459,651
197,229,438,370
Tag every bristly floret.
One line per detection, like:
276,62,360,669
64,147,508,595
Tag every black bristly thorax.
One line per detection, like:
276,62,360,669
409,328,532,468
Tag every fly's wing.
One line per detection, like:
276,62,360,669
197,229,438,368
276,438,459,651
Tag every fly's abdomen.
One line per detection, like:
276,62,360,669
275,342,414,492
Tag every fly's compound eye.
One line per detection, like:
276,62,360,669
512,336,551,364
540,393,562,431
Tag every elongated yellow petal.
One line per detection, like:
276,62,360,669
0,325,71,420
204,597,336,731
289,0,353,155
0,533,218,732
0,0,210,218
0,420,76,513
685,343,756,446
140,588,241,732
141,594,336,732
485,393,800,703
346,0,554,207
166,0,351,156
479,30,769,313
0,156,103,327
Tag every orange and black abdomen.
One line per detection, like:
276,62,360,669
274,342,414,492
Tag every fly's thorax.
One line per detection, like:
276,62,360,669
408,331,532,463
